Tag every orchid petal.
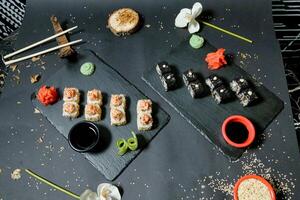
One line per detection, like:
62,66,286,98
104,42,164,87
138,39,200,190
180,8,192,15
188,19,200,33
97,183,121,200
175,8,192,28
80,189,98,200
191,2,203,18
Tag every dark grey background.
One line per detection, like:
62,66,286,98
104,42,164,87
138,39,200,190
0,0,299,199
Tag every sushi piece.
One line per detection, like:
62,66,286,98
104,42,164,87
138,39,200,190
137,113,153,131
137,99,153,131
160,73,177,91
137,99,152,114
187,81,205,98
230,78,250,94
63,102,80,118
110,94,126,109
211,85,232,104
110,108,127,126
182,69,198,86
205,75,223,91
63,87,80,103
237,88,259,107
87,89,103,105
156,61,171,76
85,104,102,121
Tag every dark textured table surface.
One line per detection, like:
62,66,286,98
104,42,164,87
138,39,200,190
0,0,299,199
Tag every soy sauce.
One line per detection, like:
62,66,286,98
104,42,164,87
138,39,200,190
225,122,248,143
70,125,98,150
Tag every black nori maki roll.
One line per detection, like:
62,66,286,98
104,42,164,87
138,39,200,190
230,77,249,94
156,61,172,76
237,88,259,107
187,80,205,98
205,75,224,91
160,73,177,91
182,69,198,86
211,85,232,104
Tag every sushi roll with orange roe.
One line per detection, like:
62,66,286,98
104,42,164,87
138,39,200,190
110,108,127,126
137,99,152,114
87,89,102,105
137,113,153,131
85,103,102,121
63,87,80,103
110,94,126,109
63,102,80,118
137,99,153,131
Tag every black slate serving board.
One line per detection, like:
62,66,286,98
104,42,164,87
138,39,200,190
32,50,170,180
142,40,283,160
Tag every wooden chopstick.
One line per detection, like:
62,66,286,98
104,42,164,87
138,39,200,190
4,26,78,60
4,39,82,65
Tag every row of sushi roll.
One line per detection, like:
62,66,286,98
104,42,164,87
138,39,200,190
205,75,259,106
156,61,177,91
85,89,103,121
63,87,80,118
230,77,259,107
137,99,153,131
110,94,127,126
62,87,104,120
62,89,154,129
205,75,232,104
155,61,259,107
182,69,205,98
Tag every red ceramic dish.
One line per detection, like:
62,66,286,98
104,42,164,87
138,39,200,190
234,174,276,200
221,115,255,148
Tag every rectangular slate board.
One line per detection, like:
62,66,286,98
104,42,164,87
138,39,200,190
142,41,283,160
32,50,169,180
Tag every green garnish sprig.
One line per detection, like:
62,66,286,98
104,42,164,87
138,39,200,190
116,131,138,156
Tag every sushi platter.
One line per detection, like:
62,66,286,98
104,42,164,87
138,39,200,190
142,40,284,160
32,49,170,180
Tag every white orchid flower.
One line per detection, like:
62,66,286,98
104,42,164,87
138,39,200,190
175,2,203,34
80,189,98,200
80,183,121,200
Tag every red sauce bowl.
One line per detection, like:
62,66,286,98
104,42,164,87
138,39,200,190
221,115,255,148
234,174,276,200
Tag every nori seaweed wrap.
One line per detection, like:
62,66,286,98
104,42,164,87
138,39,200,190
205,75,224,91
211,85,232,104
160,73,177,91
183,69,198,86
230,77,250,94
187,80,205,98
237,88,259,107
156,61,172,76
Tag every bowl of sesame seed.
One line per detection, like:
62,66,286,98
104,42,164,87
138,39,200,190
234,174,276,200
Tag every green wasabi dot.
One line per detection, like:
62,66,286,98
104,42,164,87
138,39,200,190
80,62,95,76
189,35,204,49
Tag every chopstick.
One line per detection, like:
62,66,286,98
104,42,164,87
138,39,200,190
4,39,82,65
4,26,78,59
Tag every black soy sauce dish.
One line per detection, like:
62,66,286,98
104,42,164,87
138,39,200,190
68,121,100,153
